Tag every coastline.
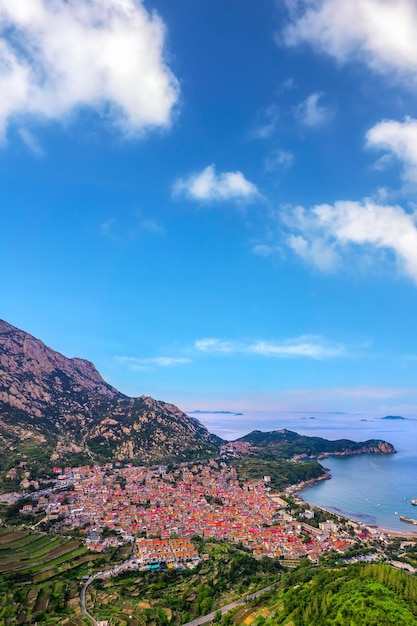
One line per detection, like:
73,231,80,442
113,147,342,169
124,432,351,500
286,472,417,538
305,501,417,537
285,467,331,496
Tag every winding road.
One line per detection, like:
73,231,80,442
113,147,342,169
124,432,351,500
181,583,279,626
80,575,100,626
80,564,278,626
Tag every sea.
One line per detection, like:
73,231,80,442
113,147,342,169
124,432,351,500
193,410,417,534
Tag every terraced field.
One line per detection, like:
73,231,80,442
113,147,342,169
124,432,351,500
0,528,102,624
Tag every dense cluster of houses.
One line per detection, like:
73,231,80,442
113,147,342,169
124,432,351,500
136,537,199,567
31,460,360,562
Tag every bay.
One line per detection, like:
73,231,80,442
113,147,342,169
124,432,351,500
195,410,417,533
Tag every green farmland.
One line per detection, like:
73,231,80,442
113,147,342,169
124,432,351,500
0,527,102,624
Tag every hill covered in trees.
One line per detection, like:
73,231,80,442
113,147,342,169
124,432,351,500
219,563,417,625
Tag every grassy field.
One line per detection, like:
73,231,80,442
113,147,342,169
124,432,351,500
0,527,103,624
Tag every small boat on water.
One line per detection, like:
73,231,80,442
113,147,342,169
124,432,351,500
411,499,417,506
400,516,417,525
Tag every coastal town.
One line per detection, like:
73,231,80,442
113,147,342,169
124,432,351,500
19,450,390,569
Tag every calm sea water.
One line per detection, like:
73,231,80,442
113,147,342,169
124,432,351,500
194,411,417,533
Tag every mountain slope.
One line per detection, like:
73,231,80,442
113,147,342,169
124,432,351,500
0,320,222,485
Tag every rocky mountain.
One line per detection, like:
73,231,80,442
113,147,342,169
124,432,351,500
0,320,222,487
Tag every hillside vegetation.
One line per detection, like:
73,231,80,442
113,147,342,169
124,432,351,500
221,563,417,625
88,538,282,625
237,429,396,458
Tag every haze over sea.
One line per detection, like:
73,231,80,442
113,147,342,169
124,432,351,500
194,411,417,534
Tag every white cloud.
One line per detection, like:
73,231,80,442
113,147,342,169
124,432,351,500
115,356,191,369
249,337,344,358
194,338,236,354
194,336,345,359
283,0,417,84
285,199,417,283
295,92,332,128
366,117,417,184
251,103,280,139
287,233,340,271
140,219,165,235
252,244,279,257
17,128,45,158
100,214,165,240
265,149,294,172
173,164,260,203
0,0,179,138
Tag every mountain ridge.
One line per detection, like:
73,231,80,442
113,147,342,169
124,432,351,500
0,319,222,487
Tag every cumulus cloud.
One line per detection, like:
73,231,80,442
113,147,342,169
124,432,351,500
283,0,417,83
0,0,179,137
285,199,417,283
287,232,340,271
194,336,345,359
295,92,332,128
115,355,191,369
173,164,260,203
366,117,417,184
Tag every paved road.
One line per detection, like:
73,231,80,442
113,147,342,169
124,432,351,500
79,545,137,625
80,576,100,626
390,560,417,574
182,582,279,626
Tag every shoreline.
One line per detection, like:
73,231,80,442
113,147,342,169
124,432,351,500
285,467,331,496
287,471,417,538
305,501,417,538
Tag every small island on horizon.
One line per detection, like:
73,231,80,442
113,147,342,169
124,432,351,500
381,415,406,420
189,410,244,416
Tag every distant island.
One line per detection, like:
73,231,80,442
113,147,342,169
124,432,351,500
236,429,396,457
381,415,405,420
301,416,316,420
189,410,244,416
227,429,396,494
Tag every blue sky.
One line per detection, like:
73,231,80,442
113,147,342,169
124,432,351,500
2,0,417,416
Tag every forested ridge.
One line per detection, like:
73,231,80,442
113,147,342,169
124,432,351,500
222,563,417,625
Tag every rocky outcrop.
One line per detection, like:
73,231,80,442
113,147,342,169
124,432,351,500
334,440,396,455
0,319,222,477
